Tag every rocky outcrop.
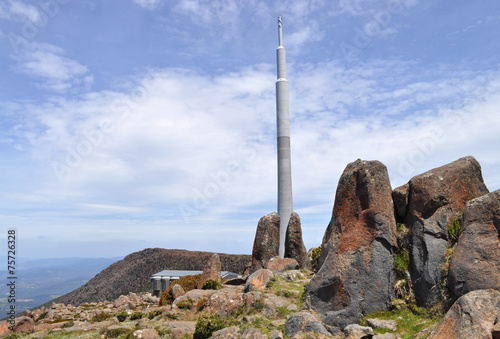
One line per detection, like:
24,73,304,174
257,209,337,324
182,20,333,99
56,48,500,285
285,212,311,270
448,190,500,298
428,289,500,339
0,316,34,338
305,159,397,327
197,253,222,288
250,213,281,271
398,156,489,307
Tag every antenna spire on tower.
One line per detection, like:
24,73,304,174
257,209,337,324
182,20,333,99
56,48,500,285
275,16,293,258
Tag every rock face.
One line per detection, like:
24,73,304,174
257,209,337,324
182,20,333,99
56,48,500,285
448,190,500,298
399,156,489,307
305,159,397,327
428,289,500,339
250,213,280,271
197,253,222,288
250,212,310,272
285,212,311,270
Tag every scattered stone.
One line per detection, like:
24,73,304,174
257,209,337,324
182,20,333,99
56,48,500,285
402,156,489,307
287,304,299,312
343,324,373,339
244,269,274,292
198,253,222,288
413,325,434,338
243,291,263,312
271,319,286,327
242,328,268,339
305,159,397,327
173,289,213,308
206,288,244,317
212,325,241,338
285,311,332,338
225,276,247,285
132,328,161,339
285,212,312,269
266,257,299,272
171,284,186,300
280,270,305,281
428,289,500,339
264,294,289,317
448,190,500,298
366,318,398,331
373,334,401,339
250,212,281,272
243,315,257,323
270,330,284,339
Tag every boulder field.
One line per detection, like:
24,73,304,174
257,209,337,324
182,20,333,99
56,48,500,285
249,155,498,329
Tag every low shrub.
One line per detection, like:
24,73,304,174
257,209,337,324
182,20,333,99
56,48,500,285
310,245,322,272
177,299,193,310
201,278,222,290
448,218,461,245
61,320,74,328
129,311,144,320
148,308,163,320
159,274,202,305
115,310,128,322
91,312,112,322
193,312,226,339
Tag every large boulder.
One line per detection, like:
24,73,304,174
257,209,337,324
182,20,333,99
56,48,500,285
250,212,311,273
428,289,500,339
285,212,311,270
197,253,221,288
400,156,489,307
244,269,274,292
250,213,280,271
448,190,500,298
304,159,397,327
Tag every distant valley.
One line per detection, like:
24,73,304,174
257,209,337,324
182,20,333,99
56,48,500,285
0,257,121,316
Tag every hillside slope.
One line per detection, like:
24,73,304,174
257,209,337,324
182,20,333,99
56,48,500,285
47,248,250,306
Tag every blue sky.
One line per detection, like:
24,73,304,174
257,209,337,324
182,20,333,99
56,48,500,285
0,0,499,260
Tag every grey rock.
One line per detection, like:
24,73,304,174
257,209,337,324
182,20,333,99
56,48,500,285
242,328,267,339
305,160,397,327
428,289,500,339
171,284,185,300
250,213,280,272
264,294,289,317
392,183,409,219
212,325,241,338
280,270,305,281
448,190,500,299
373,334,401,339
344,324,373,339
285,311,332,337
366,318,398,331
285,212,312,269
403,156,489,307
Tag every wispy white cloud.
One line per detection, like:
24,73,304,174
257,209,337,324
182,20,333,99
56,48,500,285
132,0,163,10
0,0,42,23
12,42,92,92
